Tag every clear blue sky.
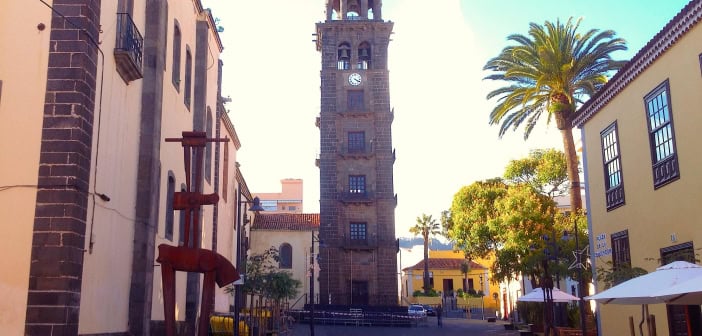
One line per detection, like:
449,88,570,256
202,0,690,237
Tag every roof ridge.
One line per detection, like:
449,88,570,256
573,0,702,126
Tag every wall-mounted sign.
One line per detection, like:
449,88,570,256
594,233,612,257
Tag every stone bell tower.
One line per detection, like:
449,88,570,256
315,0,398,306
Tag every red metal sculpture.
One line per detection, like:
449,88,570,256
158,131,238,336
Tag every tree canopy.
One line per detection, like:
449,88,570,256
503,148,569,196
446,151,589,286
483,17,627,212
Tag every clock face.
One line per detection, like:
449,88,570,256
348,73,362,86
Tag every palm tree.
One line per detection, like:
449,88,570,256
460,260,471,293
483,17,627,212
410,214,442,295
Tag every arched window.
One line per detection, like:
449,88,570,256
337,42,351,70
165,172,175,241
205,107,213,183
346,0,360,19
172,20,181,90
357,42,371,70
279,243,293,269
184,46,192,109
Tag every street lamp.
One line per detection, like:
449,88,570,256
567,216,588,336
479,274,485,320
233,193,264,336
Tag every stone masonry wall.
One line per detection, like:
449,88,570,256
25,1,101,335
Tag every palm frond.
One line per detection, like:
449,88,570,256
483,16,627,138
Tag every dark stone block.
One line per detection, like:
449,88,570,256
48,66,85,80
32,277,82,291
27,291,80,306
24,325,53,336
25,306,69,324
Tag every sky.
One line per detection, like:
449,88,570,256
201,0,690,238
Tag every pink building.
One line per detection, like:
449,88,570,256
255,179,304,213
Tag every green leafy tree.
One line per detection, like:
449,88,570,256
491,183,555,286
440,209,453,237
262,270,301,330
410,213,442,294
504,149,568,195
447,179,589,288
484,17,627,213
447,178,509,259
241,247,279,299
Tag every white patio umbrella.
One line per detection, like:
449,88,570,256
518,287,581,303
655,273,702,305
586,261,702,305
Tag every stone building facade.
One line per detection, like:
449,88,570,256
0,1,255,335
315,0,399,306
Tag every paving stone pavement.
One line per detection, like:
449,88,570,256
289,317,524,336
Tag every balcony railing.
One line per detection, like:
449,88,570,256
605,185,625,211
652,155,680,189
339,143,374,158
114,13,143,82
339,188,375,203
342,235,378,250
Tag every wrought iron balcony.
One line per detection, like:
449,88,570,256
339,143,374,158
339,187,375,204
114,13,143,82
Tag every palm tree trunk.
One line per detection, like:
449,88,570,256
560,126,583,212
423,232,430,295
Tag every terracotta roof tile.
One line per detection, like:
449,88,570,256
252,213,320,231
403,258,486,271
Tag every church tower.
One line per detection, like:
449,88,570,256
315,0,398,305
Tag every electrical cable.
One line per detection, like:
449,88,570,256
38,0,107,254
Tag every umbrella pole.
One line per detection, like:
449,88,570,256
645,305,655,336
639,305,645,336
629,316,635,336
639,304,651,336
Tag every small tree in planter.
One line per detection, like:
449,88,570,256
262,271,300,332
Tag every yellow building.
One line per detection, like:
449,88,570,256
0,1,256,335
574,1,702,335
402,250,500,311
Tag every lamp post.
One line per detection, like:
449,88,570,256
479,274,485,320
573,217,587,336
234,193,264,336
